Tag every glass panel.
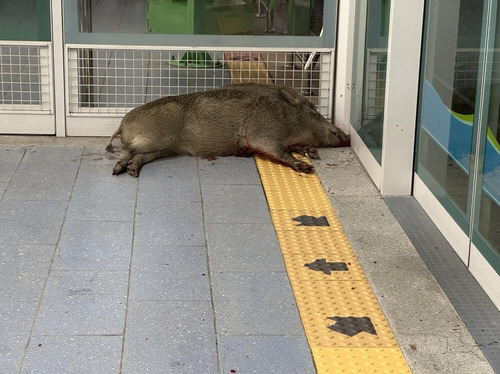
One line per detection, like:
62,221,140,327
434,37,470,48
471,0,500,271
0,0,51,41
350,0,391,164
73,0,321,36
64,0,336,48
416,0,486,235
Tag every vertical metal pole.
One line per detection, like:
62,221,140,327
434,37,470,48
78,0,93,107
265,8,276,32
51,0,66,136
265,0,276,32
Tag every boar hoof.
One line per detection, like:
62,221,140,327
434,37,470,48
293,161,314,174
127,164,140,177
306,147,320,160
113,163,126,175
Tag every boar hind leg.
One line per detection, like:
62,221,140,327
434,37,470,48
287,145,320,160
113,148,132,175
126,149,172,177
247,138,314,174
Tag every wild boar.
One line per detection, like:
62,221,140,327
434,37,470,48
106,83,350,177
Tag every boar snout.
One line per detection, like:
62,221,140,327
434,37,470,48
328,128,351,147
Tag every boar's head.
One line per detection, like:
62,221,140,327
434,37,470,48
279,87,351,148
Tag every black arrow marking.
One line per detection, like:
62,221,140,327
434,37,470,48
292,215,329,226
327,316,377,337
304,259,348,274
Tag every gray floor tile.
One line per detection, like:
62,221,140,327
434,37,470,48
0,245,54,301
201,185,272,224
66,176,137,221
122,301,217,374
84,168,137,185
0,199,68,221
130,245,210,301
218,335,315,374
22,335,122,374
52,221,133,271
211,272,304,335
138,179,201,203
0,302,38,374
66,194,136,222
20,147,83,168
314,148,380,196
33,271,128,335
136,200,202,218
199,156,261,185
206,223,286,272
4,165,78,200
0,219,63,245
138,156,199,184
137,157,201,201
134,202,205,246
78,150,123,180
0,147,25,182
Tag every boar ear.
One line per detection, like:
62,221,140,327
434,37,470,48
279,87,303,105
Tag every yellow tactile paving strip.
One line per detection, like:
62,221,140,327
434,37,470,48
255,154,412,373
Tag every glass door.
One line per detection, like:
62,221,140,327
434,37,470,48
416,0,499,276
350,0,391,165
470,0,500,274
0,0,54,134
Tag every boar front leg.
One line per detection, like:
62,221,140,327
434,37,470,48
244,138,314,173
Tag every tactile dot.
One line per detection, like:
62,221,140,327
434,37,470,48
312,348,412,373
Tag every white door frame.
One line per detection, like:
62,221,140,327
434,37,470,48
335,0,425,195
51,0,66,137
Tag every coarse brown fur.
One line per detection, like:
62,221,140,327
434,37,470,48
107,83,350,177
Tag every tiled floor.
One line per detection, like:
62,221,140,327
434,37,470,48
0,145,314,373
0,141,495,374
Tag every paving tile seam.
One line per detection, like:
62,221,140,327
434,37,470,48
254,155,412,373
119,160,141,374
17,148,85,373
0,146,26,204
196,157,223,374
31,334,125,337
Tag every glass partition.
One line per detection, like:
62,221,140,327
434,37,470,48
64,0,336,48
471,0,500,270
416,0,500,273
0,0,51,41
350,0,391,164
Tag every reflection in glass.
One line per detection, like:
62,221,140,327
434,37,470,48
350,0,391,164
416,0,484,234
0,0,51,41
76,0,323,36
472,2,500,268
417,0,500,271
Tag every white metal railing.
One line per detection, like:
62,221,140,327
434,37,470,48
66,45,334,119
0,42,53,113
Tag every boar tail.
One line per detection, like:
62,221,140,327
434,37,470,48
106,126,121,153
